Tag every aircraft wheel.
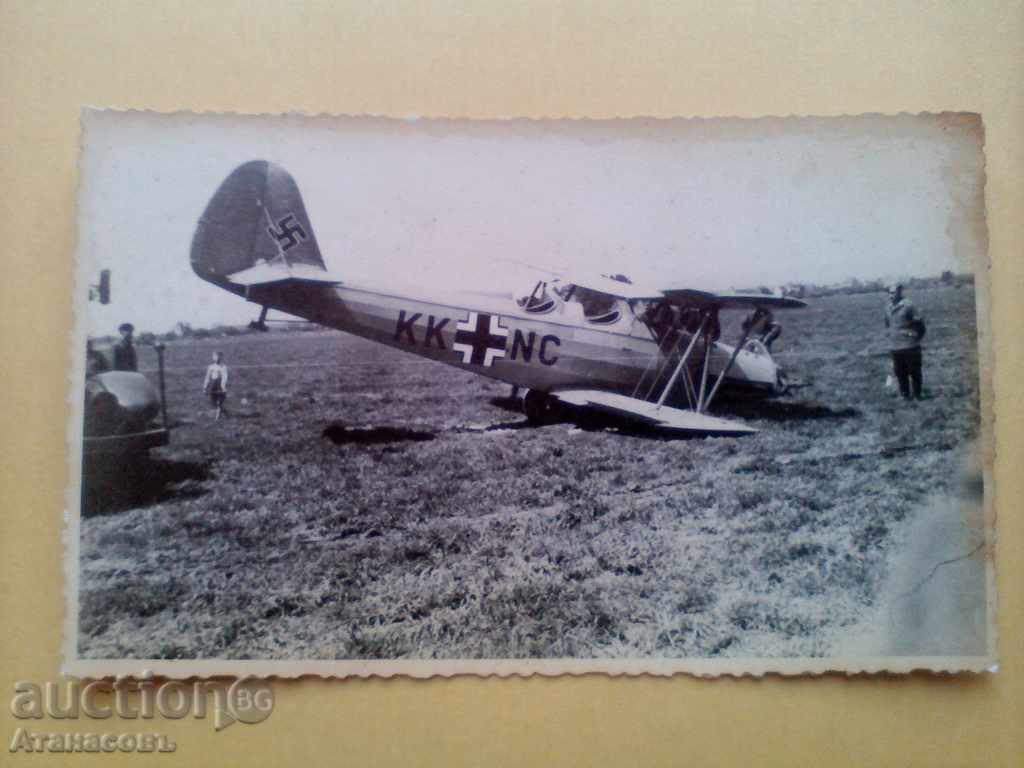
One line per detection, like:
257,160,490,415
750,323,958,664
523,390,562,425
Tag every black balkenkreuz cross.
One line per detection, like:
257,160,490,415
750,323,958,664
267,212,308,253
453,312,509,367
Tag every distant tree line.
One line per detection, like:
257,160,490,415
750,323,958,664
91,319,321,346
746,270,974,299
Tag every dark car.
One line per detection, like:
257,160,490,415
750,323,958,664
83,368,169,454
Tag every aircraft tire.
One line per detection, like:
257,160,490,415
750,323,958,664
523,390,562,425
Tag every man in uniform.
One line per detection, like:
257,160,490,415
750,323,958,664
884,284,925,400
112,322,138,371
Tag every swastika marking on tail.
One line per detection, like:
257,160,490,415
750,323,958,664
267,213,307,253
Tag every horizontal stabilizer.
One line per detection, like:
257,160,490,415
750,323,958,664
553,389,758,435
226,261,342,287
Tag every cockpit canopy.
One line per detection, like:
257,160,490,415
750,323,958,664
516,279,559,314
515,279,626,325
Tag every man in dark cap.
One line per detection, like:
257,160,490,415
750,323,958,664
884,284,925,400
112,322,138,371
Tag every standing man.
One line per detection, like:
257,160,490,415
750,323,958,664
884,283,925,400
112,322,138,371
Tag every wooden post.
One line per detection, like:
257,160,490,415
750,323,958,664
155,343,168,429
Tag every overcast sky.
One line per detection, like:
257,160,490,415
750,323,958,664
77,111,985,336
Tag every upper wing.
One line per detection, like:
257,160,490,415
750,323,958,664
493,260,807,308
706,291,808,309
552,389,757,435
567,273,667,301
517,264,669,301
661,289,807,309
553,271,806,308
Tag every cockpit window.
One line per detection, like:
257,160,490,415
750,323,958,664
569,286,623,324
585,308,622,325
515,280,633,327
516,280,556,314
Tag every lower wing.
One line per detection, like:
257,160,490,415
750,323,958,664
552,389,757,435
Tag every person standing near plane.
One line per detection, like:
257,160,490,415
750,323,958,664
741,307,781,351
112,322,138,371
203,351,229,419
884,283,925,400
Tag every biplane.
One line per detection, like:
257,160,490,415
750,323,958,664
191,161,806,435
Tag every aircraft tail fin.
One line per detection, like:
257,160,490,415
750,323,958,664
191,161,328,287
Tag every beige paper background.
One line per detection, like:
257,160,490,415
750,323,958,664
0,1,1020,765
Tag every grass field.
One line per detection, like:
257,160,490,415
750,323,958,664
77,286,981,660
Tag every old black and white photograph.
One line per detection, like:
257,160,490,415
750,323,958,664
66,110,994,676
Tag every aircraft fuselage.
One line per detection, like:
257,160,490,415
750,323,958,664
232,279,779,398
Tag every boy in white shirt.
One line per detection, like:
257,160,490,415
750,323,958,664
202,352,229,419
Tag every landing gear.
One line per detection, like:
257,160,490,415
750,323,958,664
774,369,790,395
248,306,269,332
522,389,562,425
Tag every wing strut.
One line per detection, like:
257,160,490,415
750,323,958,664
646,308,751,415
552,305,759,434
700,323,755,413
696,328,713,411
631,325,678,400
655,315,708,408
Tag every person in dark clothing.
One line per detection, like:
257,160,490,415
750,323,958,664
741,307,782,351
884,284,925,400
112,322,138,371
